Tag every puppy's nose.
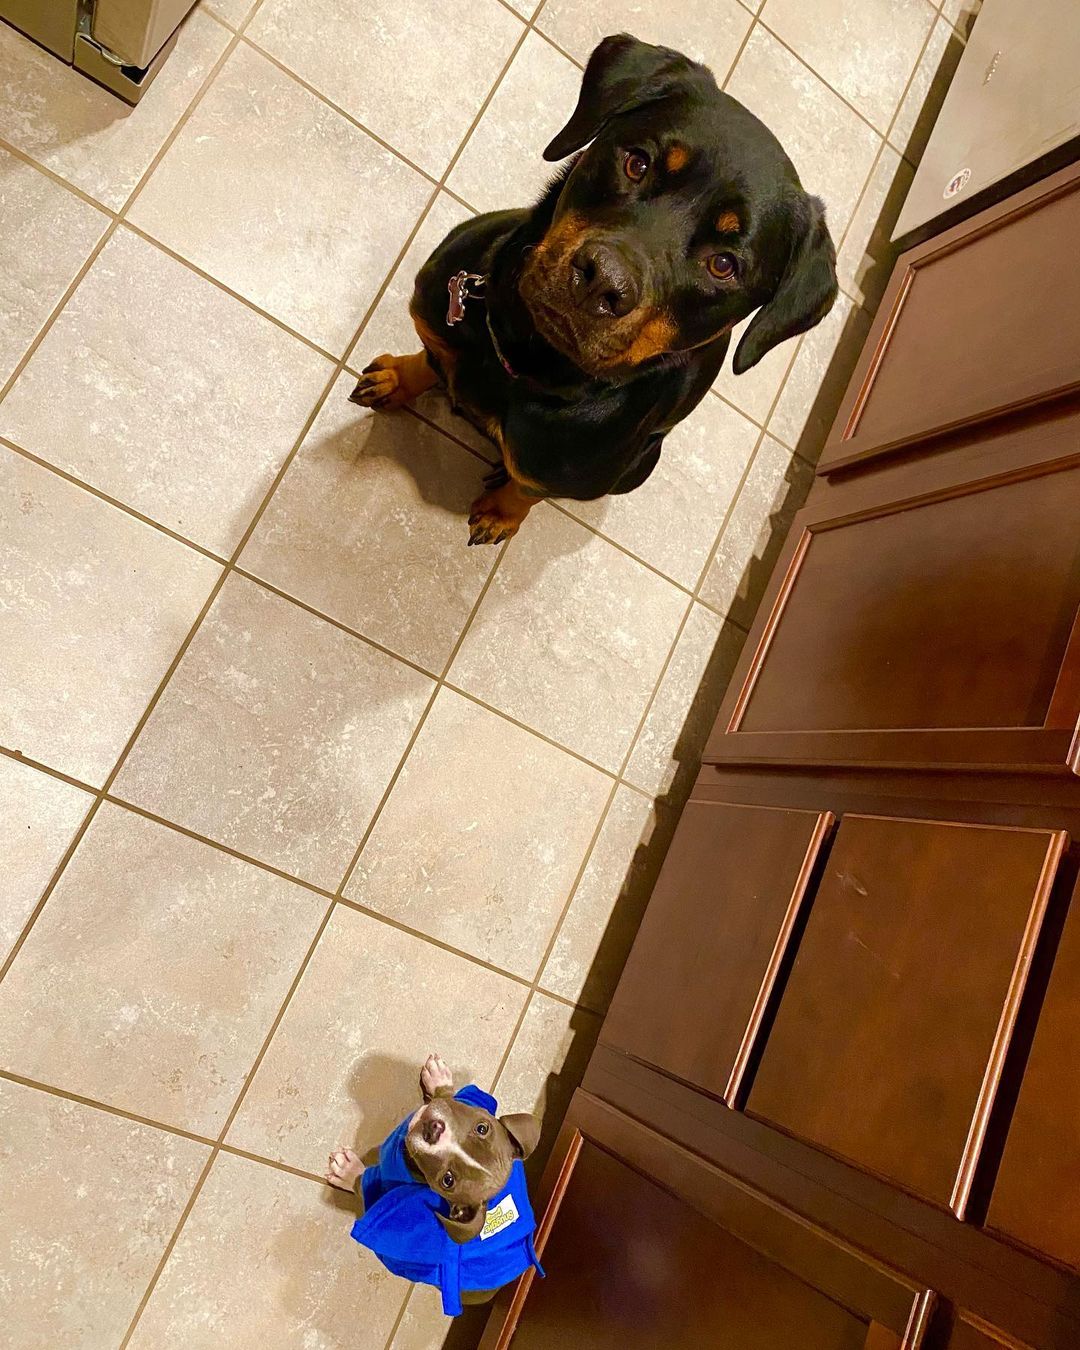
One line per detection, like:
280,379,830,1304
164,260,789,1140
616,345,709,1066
570,243,641,318
422,1116,445,1145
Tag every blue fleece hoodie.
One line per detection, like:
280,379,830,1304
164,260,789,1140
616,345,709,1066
350,1085,544,1316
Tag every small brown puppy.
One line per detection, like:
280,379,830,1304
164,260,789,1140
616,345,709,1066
327,1055,543,1311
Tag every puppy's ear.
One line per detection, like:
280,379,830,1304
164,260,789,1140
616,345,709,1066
499,1112,541,1161
733,194,838,375
437,1202,488,1244
544,33,701,161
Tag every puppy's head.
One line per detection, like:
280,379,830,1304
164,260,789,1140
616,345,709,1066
405,1097,539,1243
518,33,838,378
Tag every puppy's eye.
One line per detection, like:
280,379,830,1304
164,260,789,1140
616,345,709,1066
707,252,739,281
441,1171,454,1189
624,149,650,183
475,1122,490,1136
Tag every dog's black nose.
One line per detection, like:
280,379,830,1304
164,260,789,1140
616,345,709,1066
570,243,641,318
422,1116,445,1145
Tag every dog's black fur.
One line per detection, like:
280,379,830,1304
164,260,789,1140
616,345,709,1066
351,33,838,544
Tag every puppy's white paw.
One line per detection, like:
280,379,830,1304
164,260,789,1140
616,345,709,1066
325,1146,362,1193
420,1052,454,1098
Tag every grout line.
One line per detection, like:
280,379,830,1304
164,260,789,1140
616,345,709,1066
0,739,601,1008
0,136,117,219
0,437,230,564
116,896,336,1349
238,32,451,190
119,219,342,361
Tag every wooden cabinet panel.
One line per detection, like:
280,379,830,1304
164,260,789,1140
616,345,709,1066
988,876,1080,1271
707,446,1080,774
748,815,1066,1216
601,800,832,1105
818,162,1080,475
510,1140,868,1350
483,1094,933,1350
948,1313,1032,1350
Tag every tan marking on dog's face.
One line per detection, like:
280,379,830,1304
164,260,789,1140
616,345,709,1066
664,143,689,173
618,313,678,366
716,210,741,234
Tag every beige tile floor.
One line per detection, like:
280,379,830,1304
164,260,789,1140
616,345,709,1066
0,0,973,1344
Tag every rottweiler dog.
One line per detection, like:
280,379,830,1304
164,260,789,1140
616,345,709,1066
350,33,839,546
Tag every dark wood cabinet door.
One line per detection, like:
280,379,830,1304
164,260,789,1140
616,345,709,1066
817,161,1080,475
747,814,1066,1216
948,1313,1032,1350
988,875,1080,1270
483,1094,934,1350
602,800,832,1105
706,422,1080,775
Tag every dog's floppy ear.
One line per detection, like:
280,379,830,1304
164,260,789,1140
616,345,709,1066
733,193,838,375
544,33,700,161
500,1112,541,1161
437,1202,488,1244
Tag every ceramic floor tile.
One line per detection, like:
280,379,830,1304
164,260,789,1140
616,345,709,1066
0,448,221,785
495,991,602,1169
0,1078,207,1349
114,573,432,889
888,16,966,169
129,42,431,354
0,11,229,211
129,1151,405,1350
541,785,673,1013
227,905,526,1172
0,803,326,1135
0,149,108,388
835,146,914,310
712,315,799,427
249,0,523,179
625,604,745,799
566,393,760,588
538,0,752,78
761,0,933,133
347,688,610,978
0,756,91,963
447,31,584,213
725,26,881,239
240,372,494,672
766,291,869,456
1,228,332,555
201,0,256,25
699,434,814,627
449,507,687,772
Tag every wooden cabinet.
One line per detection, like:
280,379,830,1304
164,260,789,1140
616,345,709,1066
988,874,1080,1270
601,800,831,1105
748,815,1064,1215
486,1097,933,1350
483,159,1080,1350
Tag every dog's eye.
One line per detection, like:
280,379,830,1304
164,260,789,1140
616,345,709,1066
707,252,739,281
475,1122,490,1136
441,1171,454,1189
624,149,650,183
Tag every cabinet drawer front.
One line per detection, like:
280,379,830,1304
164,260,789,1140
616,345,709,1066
485,1095,933,1350
988,875,1080,1271
747,815,1066,1215
819,163,1080,475
602,800,832,1105
708,449,1080,774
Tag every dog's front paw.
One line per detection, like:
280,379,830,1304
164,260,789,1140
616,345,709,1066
420,1052,454,1100
468,485,533,546
349,356,407,410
